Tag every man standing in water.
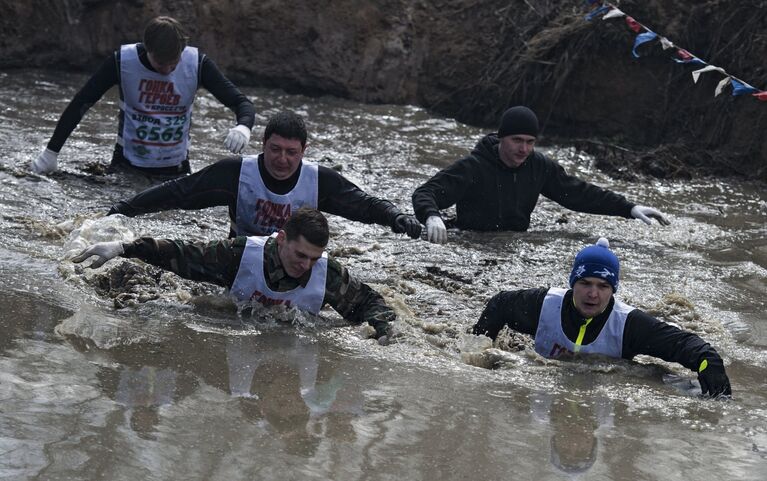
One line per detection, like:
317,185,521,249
412,106,669,243
107,111,423,239
73,208,397,344
472,238,731,398
32,16,255,177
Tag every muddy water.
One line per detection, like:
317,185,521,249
1,69,766,480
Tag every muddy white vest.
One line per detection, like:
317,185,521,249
229,234,327,314
234,156,319,236
118,43,199,168
534,288,633,359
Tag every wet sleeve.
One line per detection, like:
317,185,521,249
540,159,634,218
322,257,395,335
46,54,119,153
472,288,548,339
411,157,474,224
621,309,725,372
199,55,256,129
108,157,242,217
122,236,246,287
317,166,403,229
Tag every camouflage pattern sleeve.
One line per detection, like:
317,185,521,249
123,236,248,287
322,257,395,337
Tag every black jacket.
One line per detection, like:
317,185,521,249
472,288,726,373
109,155,404,237
412,134,635,231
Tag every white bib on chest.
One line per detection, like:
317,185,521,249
234,156,319,235
230,234,327,314
118,44,198,167
534,288,633,359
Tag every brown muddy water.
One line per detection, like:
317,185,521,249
0,69,766,480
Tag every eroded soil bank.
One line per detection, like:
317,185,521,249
2,0,764,180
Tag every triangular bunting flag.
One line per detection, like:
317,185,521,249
625,16,642,33
603,8,625,20
731,79,758,96
715,76,731,97
632,32,658,58
691,65,726,84
585,5,611,21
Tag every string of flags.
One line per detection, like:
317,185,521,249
583,0,767,101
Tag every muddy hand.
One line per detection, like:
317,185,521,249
71,241,124,268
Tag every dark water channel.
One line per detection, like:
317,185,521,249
0,69,766,480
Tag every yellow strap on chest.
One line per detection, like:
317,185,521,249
573,317,593,352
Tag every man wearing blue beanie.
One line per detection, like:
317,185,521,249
472,238,731,398
412,106,670,244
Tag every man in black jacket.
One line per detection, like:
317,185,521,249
108,111,422,239
412,106,669,243
472,237,731,398
32,16,255,177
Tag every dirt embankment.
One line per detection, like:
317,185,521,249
2,0,765,181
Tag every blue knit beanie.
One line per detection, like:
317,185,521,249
569,238,620,292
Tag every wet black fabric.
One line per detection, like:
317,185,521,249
472,287,726,373
109,155,404,237
46,43,255,154
412,134,635,231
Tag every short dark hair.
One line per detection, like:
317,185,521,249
143,16,188,63
263,111,308,147
283,208,329,248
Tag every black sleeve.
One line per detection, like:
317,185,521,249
46,54,119,153
109,157,242,217
472,288,549,339
621,309,725,372
317,166,403,229
540,160,634,218
411,157,474,224
199,56,256,129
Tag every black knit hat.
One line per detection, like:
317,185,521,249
498,106,539,138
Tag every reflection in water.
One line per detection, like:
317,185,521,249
532,373,609,475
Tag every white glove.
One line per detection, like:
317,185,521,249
426,215,447,244
631,205,670,226
31,148,58,174
70,241,125,268
224,124,251,154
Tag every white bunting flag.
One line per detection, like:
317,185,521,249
692,65,726,84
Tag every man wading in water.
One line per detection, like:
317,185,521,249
472,237,731,398
107,111,422,239
412,106,669,244
33,16,255,178
73,208,397,345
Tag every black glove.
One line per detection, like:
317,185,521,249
373,322,393,346
697,358,732,398
392,214,422,239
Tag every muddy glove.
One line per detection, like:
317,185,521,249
32,148,58,174
374,322,395,346
71,241,125,268
631,205,670,225
224,125,251,154
426,215,447,244
392,214,422,239
697,358,732,398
